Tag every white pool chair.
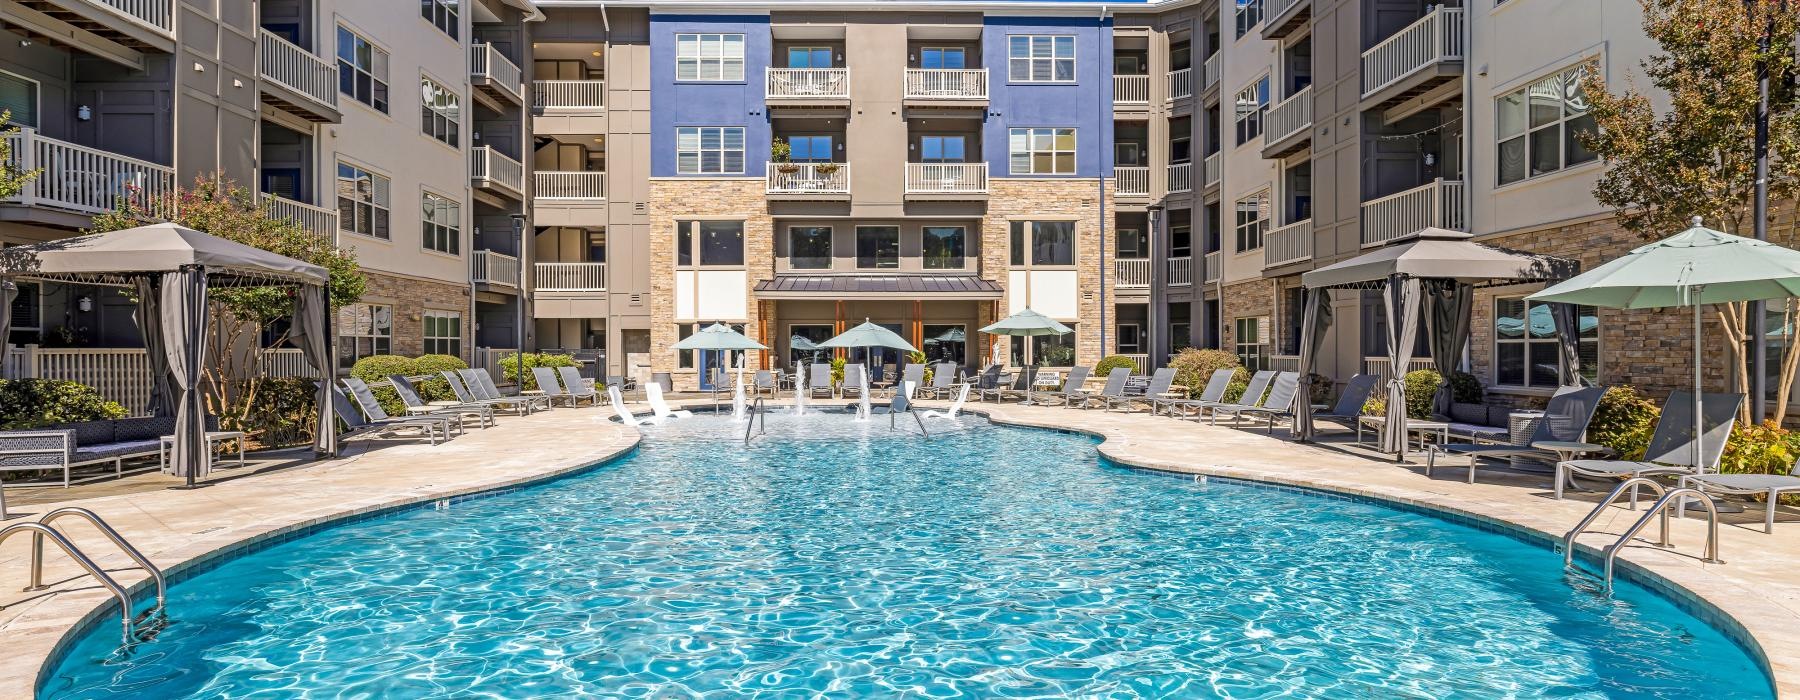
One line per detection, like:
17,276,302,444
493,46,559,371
645,382,694,419
607,386,650,426
923,383,970,420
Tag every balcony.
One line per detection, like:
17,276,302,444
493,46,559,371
1203,53,1220,92
1114,258,1150,288
1361,7,1465,109
470,146,525,200
766,68,850,102
1360,179,1465,246
257,29,338,123
1203,251,1220,284
0,127,173,218
534,262,606,292
1114,75,1149,105
1262,0,1312,40
262,194,338,239
1167,162,1192,194
903,69,988,103
470,43,524,105
1261,85,1313,158
904,163,988,200
27,0,174,50
1115,166,1150,198
1263,219,1314,268
472,250,521,289
766,163,850,200
533,80,605,112
1167,256,1193,287
1166,67,1192,101
1203,152,1221,188
534,172,605,201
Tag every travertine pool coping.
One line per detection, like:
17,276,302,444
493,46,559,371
2,397,1794,698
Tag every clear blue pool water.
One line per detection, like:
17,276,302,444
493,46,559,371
42,414,1771,698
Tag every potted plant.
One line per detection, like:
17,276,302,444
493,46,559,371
771,139,799,173
815,161,841,176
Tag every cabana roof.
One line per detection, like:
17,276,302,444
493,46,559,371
1301,228,1577,290
0,223,328,287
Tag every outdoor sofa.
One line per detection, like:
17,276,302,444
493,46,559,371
0,415,219,487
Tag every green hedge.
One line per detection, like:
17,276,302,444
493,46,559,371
350,354,472,414
1167,348,1242,399
498,352,579,390
0,379,127,429
1094,354,1140,377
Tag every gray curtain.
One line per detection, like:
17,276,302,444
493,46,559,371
132,276,177,417
1381,275,1423,459
161,268,209,482
0,278,13,379
1424,281,1474,417
1293,287,1334,441
289,284,336,456
1550,302,1590,386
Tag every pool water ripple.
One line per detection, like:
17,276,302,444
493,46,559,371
41,414,1770,698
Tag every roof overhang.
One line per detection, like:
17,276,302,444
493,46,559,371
754,274,1004,300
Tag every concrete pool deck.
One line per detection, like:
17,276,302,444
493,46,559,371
2,396,1796,697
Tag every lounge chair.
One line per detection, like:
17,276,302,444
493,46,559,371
809,364,834,399
467,369,553,413
557,366,605,406
981,367,1032,402
1555,390,1743,503
923,383,971,420
842,364,868,399
389,374,494,427
1041,366,1092,406
442,370,533,416
1107,368,1176,413
1305,374,1380,433
1213,372,1300,433
920,363,957,399
1193,371,1276,425
606,385,648,426
895,364,925,398
1424,385,1608,483
330,388,452,445
751,370,778,397
1152,368,1234,417
1679,455,1800,533
1075,367,1131,410
1001,367,1047,402
644,382,695,419
970,365,1003,398
534,367,599,408
343,378,463,437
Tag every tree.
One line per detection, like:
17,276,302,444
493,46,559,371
0,110,42,199
90,175,366,427
1581,0,1800,420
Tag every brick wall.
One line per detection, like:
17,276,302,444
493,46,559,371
1220,278,1272,357
646,178,771,390
984,178,1114,364
356,270,473,360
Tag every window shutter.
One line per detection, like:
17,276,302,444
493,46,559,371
0,73,38,127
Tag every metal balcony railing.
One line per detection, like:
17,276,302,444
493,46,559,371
905,163,988,194
258,29,337,110
1114,258,1150,287
534,171,605,200
1263,85,1313,146
1113,74,1149,104
1264,219,1314,267
1114,166,1149,196
903,69,988,99
534,262,606,291
1361,179,1466,246
767,163,850,195
90,0,173,37
0,128,174,216
1167,256,1193,286
472,250,520,288
470,43,524,101
1167,67,1193,100
1361,7,1466,97
532,80,605,111
766,68,850,99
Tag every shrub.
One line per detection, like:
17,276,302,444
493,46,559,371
830,357,846,386
1094,354,1140,377
410,354,469,402
232,377,318,448
1589,386,1660,460
1167,348,1242,399
499,352,579,390
350,354,416,415
0,379,127,429
1448,371,1484,404
1400,369,1442,420
1721,421,1800,476
1220,367,1255,402
906,351,935,386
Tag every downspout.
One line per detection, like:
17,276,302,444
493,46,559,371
1097,4,1110,360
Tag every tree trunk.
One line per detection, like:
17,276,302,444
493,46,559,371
1717,302,1752,426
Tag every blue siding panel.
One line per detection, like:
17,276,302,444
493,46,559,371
649,15,772,178
981,16,1115,179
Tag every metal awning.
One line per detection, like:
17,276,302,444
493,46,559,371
754,275,1004,300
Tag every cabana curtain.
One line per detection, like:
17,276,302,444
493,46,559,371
0,279,13,370
1381,275,1423,456
161,268,209,480
132,276,177,417
290,285,336,457
1293,288,1333,441
1424,281,1473,416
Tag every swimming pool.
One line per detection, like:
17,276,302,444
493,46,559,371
41,414,1771,698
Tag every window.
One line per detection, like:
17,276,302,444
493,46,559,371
1008,35,1076,82
1008,127,1076,175
1494,297,1598,388
921,47,966,70
920,135,966,163
1235,317,1267,371
1117,323,1142,354
1115,142,1142,166
676,33,745,81
1235,192,1269,252
789,226,832,269
421,0,458,39
1011,323,1077,367
678,322,747,370
1172,223,1192,257
1235,0,1263,38
336,162,390,239
1235,76,1270,145
1497,64,1598,186
0,71,39,127
6,281,39,344
789,324,834,367
786,46,832,68
923,226,965,269
422,192,460,255
676,127,745,174
337,26,389,112
1170,303,1192,352
423,310,462,357
677,221,744,267
922,324,966,363
787,135,832,163
856,226,900,269
1117,228,1146,258
1009,221,1075,267
337,303,392,369
420,76,460,146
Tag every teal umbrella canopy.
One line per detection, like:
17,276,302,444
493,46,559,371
1529,218,1800,309
818,320,918,352
980,308,1073,337
672,322,768,351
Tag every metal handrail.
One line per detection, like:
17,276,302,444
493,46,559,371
0,522,136,643
1601,487,1722,594
744,396,766,445
1561,477,1669,567
32,507,166,612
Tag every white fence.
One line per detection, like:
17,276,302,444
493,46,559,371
1203,251,1221,284
1362,6,1466,97
1166,67,1193,100
470,43,524,101
1204,152,1220,187
532,80,605,111
1167,162,1192,193
903,69,988,99
1361,179,1466,246
1114,258,1150,287
1114,166,1149,196
1363,356,1440,386
766,163,850,194
472,250,520,288
1113,75,1149,104
767,68,850,99
1167,256,1193,287
1203,53,1220,90
2,128,175,215
534,171,606,200
262,194,338,238
534,262,606,291
3,346,317,417
258,29,337,110
93,0,173,36
1264,85,1313,146
905,163,988,194
1117,354,1151,374
471,147,524,196
1264,219,1314,268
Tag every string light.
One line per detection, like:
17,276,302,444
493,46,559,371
1373,116,1464,141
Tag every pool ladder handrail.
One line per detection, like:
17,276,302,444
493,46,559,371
744,396,767,445
30,507,166,612
0,521,140,643
1561,477,1669,567
1600,488,1721,595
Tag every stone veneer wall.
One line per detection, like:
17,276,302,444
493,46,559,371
983,178,1115,364
1220,278,1272,357
357,270,474,360
646,178,773,390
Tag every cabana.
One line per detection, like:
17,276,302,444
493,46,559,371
0,223,336,486
1292,229,1578,460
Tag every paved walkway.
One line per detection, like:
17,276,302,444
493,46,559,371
3,396,1797,697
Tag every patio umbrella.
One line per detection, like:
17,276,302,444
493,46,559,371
981,308,1072,367
674,323,767,389
1530,217,1800,473
820,320,918,386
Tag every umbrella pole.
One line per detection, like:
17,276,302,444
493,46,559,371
1694,299,1705,474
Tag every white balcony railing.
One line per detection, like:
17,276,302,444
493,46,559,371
1362,7,1466,97
1203,152,1221,187
1,128,174,216
1204,53,1220,90
905,163,988,194
472,250,520,288
534,171,606,200
766,68,850,99
262,193,338,239
532,80,605,111
1114,258,1151,288
1114,75,1149,104
1167,256,1193,287
90,0,174,36
258,29,337,110
767,163,851,195
1361,179,1466,246
1203,251,1221,283
1264,218,1314,267
470,43,524,101
1266,0,1308,25
904,69,988,99
471,146,525,195
1168,162,1192,193
1263,85,1313,146
1363,356,1439,385
1115,166,1150,196
534,262,606,291
1167,67,1193,101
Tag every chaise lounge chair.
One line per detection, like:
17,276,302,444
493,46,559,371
389,374,495,428
1193,370,1276,425
895,364,926,398
1554,390,1743,503
330,388,453,445
1075,367,1131,410
1679,455,1800,534
981,367,1033,402
1424,385,1608,484
809,364,834,399
606,385,649,426
921,363,957,399
644,382,695,419
442,370,534,416
751,369,778,397
1304,374,1380,434
1041,366,1092,406
469,369,554,413
1152,368,1234,418
557,366,606,406
343,378,463,437
534,367,600,408
1215,372,1301,433
1107,367,1176,413
923,383,971,420
842,364,869,399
